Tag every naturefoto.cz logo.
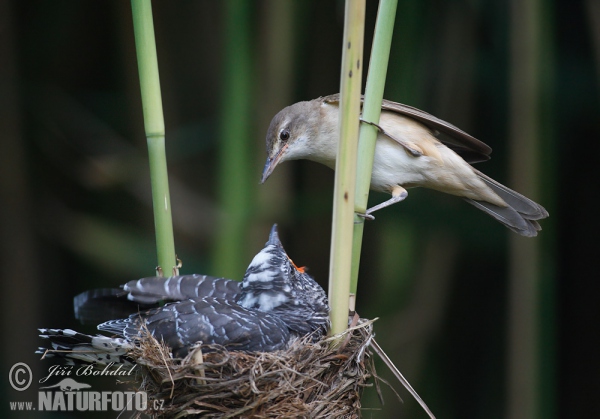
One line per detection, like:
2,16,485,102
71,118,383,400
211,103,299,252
39,379,147,412
8,362,164,413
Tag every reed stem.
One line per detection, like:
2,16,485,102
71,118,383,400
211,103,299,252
131,0,177,277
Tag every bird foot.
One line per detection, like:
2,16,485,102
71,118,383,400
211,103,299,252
364,188,409,216
356,212,375,221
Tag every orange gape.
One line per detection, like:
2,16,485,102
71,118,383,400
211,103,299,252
289,258,305,273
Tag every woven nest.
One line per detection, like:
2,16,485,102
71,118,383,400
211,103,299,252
128,316,376,418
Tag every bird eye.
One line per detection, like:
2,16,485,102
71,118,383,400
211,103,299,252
279,129,290,142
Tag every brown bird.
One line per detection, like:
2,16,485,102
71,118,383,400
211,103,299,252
261,94,548,237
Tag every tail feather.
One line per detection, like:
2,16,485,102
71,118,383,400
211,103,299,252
37,328,132,365
465,199,542,237
474,169,549,219
466,170,548,237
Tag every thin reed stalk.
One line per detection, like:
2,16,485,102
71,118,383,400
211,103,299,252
328,0,366,336
350,0,398,308
131,0,177,276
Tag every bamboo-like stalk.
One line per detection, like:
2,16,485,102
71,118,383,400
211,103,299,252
328,0,365,337
131,0,177,277
350,0,398,311
507,0,544,417
213,0,253,280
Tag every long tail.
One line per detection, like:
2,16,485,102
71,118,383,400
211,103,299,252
465,169,549,237
37,329,132,365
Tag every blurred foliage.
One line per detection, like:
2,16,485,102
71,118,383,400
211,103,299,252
0,0,598,418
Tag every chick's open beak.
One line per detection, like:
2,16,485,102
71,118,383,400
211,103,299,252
260,143,288,184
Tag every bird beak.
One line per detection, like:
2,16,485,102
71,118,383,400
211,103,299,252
267,224,281,247
266,224,306,273
260,143,288,184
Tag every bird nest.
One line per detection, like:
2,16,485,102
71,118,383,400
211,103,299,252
128,316,376,418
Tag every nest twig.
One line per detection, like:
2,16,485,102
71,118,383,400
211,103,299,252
128,317,376,418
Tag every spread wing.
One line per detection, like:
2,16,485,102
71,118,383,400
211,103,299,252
74,275,241,325
122,275,241,304
322,93,492,163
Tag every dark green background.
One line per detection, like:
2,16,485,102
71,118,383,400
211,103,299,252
0,1,596,418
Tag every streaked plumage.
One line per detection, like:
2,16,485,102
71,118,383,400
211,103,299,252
73,275,241,324
39,225,330,363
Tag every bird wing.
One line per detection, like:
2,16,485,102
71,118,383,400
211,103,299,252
322,93,492,163
100,298,290,357
73,288,156,325
122,274,241,304
74,275,242,325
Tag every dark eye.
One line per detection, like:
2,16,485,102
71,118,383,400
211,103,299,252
279,129,290,142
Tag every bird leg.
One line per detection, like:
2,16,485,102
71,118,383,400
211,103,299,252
359,119,423,157
358,186,408,220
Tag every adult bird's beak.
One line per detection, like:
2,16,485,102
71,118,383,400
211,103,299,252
260,143,288,184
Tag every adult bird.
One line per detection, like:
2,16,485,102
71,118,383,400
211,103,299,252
261,94,548,237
